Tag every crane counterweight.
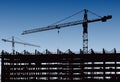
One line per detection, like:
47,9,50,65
101,15,112,22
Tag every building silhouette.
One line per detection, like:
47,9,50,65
1,49,120,82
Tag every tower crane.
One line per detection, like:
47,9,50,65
22,9,112,54
2,36,40,54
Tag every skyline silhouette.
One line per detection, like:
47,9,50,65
0,0,119,53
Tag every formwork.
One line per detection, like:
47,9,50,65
1,50,120,82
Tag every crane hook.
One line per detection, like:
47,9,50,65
58,29,60,34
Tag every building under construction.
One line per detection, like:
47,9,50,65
1,49,120,82
1,9,115,82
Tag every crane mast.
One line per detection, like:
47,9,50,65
83,9,88,54
22,9,112,54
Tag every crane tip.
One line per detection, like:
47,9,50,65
1,39,7,42
108,15,112,19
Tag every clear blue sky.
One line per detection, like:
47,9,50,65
0,0,120,53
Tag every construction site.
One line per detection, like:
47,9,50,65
1,9,120,82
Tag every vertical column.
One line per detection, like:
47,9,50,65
1,52,4,82
103,61,105,80
83,9,88,54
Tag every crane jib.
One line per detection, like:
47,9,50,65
22,15,112,35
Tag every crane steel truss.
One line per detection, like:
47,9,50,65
2,36,40,54
22,9,112,54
